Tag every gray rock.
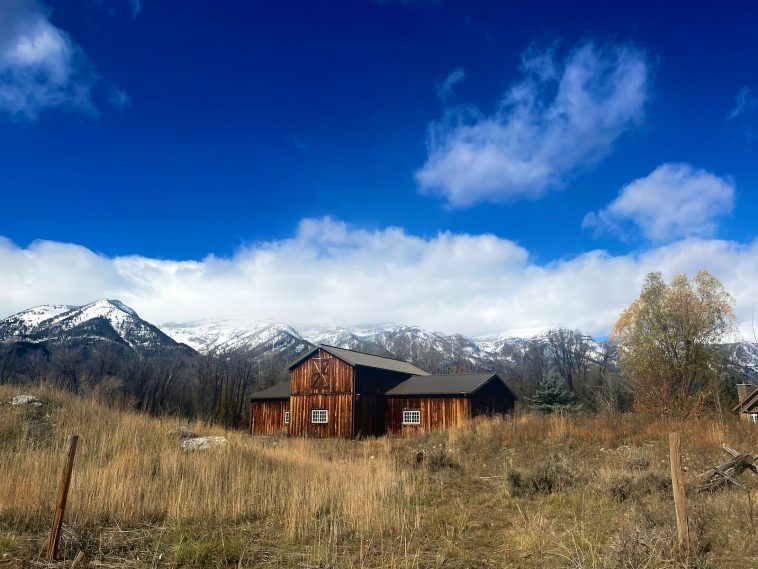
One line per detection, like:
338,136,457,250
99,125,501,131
180,436,228,452
11,395,42,406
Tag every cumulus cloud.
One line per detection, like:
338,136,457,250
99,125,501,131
436,67,465,102
1,217,757,339
0,0,99,119
415,41,650,207
583,163,735,242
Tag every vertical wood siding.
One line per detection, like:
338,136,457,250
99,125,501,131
385,397,471,435
289,349,354,438
250,400,289,435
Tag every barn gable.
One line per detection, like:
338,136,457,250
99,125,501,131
288,344,428,375
734,383,758,422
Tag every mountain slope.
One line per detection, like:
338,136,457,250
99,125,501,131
161,319,309,359
0,299,192,354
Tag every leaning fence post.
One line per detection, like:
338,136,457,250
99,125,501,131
668,432,690,553
46,435,79,562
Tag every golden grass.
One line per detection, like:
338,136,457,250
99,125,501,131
2,384,757,568
0,385,420,541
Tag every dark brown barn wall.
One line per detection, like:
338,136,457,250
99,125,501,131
289,349,354,438
250,400,289,435
354,367,413,437
470,379,516,416
385,397,470,435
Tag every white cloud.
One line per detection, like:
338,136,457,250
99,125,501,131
728,86,756,120
0,0,98,119
583,163,735,242
1,217,757,339
415,41,650,207
436,67,465,102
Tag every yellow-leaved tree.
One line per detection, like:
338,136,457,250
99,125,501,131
611,271,736,417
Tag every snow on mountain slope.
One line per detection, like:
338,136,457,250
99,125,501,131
0,304,74,337
161,319,308,356
0,299,188,353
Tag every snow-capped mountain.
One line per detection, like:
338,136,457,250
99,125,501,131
4,299,758,379
161,319,585,371
161,319,310,358
0,299,191,354
721,342,758,379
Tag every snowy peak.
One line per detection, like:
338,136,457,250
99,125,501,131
0,304,74,337
161,319,307,357
0,299,188,354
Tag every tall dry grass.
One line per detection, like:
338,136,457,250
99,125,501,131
0,385,421,542
2,384,757,568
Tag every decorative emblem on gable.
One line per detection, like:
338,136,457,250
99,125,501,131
311,355,330,389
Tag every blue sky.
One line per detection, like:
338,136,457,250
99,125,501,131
1,0,757,337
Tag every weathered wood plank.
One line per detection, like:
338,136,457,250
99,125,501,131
47,435,79,561
669,433,690,552
250,400,289,435
385,397,470,435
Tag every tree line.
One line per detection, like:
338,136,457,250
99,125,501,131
0,340,288,427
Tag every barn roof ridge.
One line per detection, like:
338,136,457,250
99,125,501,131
318,343,408,359
288,344,429,375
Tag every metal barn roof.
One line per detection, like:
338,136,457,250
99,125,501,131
733,385,758,413
385,373,507,396
250,381,290,400
288,344,429,376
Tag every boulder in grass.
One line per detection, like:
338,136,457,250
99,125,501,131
11,395,42,406
180,436,228,452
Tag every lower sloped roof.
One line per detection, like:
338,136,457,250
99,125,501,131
250,381,290,400
385,373,510,397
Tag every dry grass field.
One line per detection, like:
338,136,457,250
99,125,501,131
1,384,757,569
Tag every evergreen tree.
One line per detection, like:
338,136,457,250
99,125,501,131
530,371,582,414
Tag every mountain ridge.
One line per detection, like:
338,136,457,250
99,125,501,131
3,300,758,379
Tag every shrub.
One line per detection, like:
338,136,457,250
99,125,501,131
508,461,576,496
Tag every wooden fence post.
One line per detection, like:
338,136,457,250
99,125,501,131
668,432,690,553
46,435,79,562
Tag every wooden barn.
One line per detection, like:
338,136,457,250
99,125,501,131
249,381,290,435
249,344,517,438
287,345,428,438
734,383,758,423
385,373,516,435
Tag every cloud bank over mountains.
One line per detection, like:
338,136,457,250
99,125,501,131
2,217,757,339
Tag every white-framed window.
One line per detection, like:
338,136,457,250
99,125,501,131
402,409,421,425
311,409,328,424
751,412,758,424
284,411,290,425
